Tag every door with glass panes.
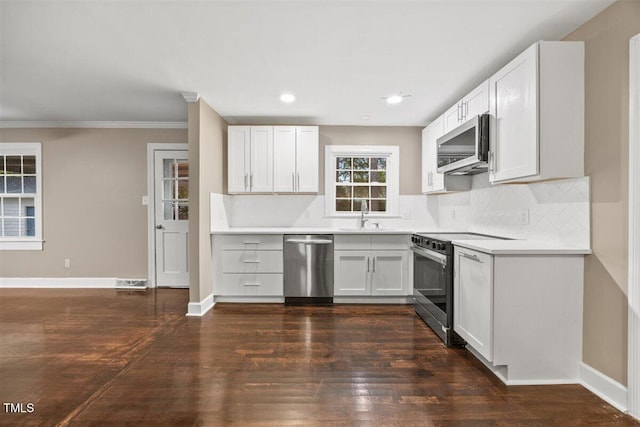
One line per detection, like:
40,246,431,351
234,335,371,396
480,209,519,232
154,151,189,287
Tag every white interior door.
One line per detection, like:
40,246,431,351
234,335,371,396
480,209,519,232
154,150,189,287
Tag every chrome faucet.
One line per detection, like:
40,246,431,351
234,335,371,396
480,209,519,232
359,200,369,229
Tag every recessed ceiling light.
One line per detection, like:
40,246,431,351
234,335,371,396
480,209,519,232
280,93,296,103
383,93,411,105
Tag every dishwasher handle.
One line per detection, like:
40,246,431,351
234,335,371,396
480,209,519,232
285,239,333,244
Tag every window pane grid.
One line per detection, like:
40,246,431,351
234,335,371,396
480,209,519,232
334,155,388,213
0,149,40,239
161,158,189,221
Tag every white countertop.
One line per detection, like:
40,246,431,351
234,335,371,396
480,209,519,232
210,227,414,235
452,239,592,255
210,228,591,255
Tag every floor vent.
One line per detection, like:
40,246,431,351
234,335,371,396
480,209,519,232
115,279,148,290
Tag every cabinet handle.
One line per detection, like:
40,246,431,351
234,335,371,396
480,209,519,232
367,257,370,273
296,173,300,192
244,173,248,191
464,101,468,120
372,257,376,273
457,102,462,122
250,173,253,190
488,151,495,173
242,260,261,264
243,282,260,287
460,252,481,262
292,172,295,192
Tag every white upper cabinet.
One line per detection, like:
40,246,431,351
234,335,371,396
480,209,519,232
228,126,251,193
273,126,319,193
488,41,584,184
422,115,470,194
443,80,490,133
228,126,273,193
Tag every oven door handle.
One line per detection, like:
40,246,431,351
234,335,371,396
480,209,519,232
411,246,447,266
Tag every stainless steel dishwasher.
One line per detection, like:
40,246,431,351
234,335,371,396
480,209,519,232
284,235,334,304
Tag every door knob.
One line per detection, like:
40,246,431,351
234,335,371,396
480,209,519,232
156,225,165,230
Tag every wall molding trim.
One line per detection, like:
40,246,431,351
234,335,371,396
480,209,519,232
186,293,214,317
0,121,187,129
580,362,628,413
0,277,118,288
628,33,640,421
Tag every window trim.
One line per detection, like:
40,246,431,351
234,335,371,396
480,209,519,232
0,142,43,250
324,145,400,217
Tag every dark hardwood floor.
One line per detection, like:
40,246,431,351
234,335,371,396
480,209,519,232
0,289,636,426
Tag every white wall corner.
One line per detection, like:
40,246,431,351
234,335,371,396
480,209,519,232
628,33,640,421
186,293,214,317
580,362,628,414
181,92,200,103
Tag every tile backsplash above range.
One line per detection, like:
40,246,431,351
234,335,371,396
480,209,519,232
437,175,590,248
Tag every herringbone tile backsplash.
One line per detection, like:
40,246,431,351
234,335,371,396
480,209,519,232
438,176,590,247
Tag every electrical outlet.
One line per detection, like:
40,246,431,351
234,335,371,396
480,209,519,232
64,259,71,268
516,209,530,225
142,196,149,206
402,210,411,219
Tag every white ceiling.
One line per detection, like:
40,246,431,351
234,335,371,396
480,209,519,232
0,0,614,126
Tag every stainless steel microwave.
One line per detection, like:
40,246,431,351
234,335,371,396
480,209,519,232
437,113,489,175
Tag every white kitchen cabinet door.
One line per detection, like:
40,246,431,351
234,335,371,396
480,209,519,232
489,43,539,183
370,251,408,295
454,247,494,361
443,102,463,134
334,251,371,296
228,126,250,193
249,126,274,192
295,126,319,192
273,126,297,192
463,80,490,120
421,115,445,193
443,80,490,134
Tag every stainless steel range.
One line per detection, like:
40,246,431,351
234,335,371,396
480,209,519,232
411,232,506,346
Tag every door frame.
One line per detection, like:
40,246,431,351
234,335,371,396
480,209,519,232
628,33,640,420
146,143,189,288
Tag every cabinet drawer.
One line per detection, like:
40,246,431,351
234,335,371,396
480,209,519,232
217,273,283,296
370,235,410,250
215,234,283,250
222,250,283,273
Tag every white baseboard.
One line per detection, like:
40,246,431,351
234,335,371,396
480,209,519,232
0,277,118,288
186,293,215,316
580,362,628,413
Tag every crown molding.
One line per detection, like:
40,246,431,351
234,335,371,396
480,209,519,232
181,92,200,103
0,121,188,129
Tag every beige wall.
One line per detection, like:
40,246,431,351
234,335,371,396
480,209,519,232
188,99,227,303
565,0,640,385
0,127,187,278
318,126,423,195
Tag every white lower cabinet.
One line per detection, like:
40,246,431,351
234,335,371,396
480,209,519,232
334,250,408,296
454,248,493,361
212,234,284,299
453,245,584,384
334,235,410,297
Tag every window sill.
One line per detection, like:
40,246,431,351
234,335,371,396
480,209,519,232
0,240,44,250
